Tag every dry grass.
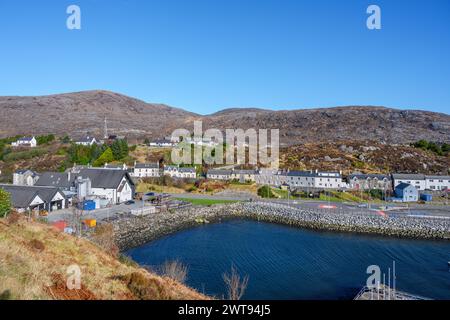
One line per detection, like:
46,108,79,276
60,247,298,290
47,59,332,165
0,216,208,300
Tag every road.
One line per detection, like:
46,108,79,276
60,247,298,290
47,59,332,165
46,192,450,223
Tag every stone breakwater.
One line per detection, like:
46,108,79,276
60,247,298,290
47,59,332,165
113,202,450,251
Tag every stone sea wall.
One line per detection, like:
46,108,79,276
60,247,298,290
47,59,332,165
113,202,450,251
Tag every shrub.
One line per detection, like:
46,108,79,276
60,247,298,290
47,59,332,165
0,189,11,218
159,260,188,283
123,272,168,300
257,186,276,198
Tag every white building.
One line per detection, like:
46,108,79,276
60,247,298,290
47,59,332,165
35,168,135,205
230,170,257,182
149,139,175,147
11,136,37,148
286,170,344,190
392,174,427,190
347,173,391,191
207,169,233,181
424,175,450,191
164,165,196,179
75,136,97,146
13,170,39,186
133,163,161,178
0,184,66,212
255,169,288,187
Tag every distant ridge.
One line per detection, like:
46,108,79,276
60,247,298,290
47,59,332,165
0,90,449,145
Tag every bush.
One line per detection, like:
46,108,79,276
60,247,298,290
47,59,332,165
0,189,11,218
123,272,168,300
3,148,46,162
159,260,188,283
257,186,276,198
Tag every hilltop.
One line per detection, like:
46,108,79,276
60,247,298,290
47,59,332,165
0,215,207,300
0,90,449,145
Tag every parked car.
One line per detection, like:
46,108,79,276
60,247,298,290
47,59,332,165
125,200,135,205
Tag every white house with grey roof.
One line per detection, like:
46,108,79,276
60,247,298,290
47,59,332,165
164,165,196,179
424,175,450,191
392,174,427,190
13,170,39,186
207,169,233,181
35,168,135,205
347,173,391,191
75,136,97,146
133,162,161,178
286,170,344,190
0,184,66,212
11,136,37,148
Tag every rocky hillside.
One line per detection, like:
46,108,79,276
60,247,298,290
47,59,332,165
0,215,207,300
0,90,449,145
280,141,450,175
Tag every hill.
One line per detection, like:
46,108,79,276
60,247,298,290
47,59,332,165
0,91,449,145
0,216,207,300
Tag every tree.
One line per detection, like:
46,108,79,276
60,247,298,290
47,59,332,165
144,138,150,145
93,147,114,167
0,189,11,218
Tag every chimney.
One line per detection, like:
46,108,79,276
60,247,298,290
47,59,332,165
67,171,71,182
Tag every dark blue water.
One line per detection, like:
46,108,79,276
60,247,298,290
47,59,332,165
126,220,450,300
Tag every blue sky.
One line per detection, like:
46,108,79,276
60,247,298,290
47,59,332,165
0,0,449,115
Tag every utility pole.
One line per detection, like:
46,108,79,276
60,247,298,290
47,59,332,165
104,117,108,140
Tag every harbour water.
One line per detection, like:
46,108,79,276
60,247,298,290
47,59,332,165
126,220,450,300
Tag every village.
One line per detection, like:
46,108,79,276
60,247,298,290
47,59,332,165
0,131,449,227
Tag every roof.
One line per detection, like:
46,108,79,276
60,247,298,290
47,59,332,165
395,183,415,191
234,170,256,175
36,168,134,190
287,171,315,177
207,169,232,176
17,136,34,142
392,173,426,180
15,169,38,177
77,169,134,189
35,172,73,188
135,163,159,169
348,173,389,180
178,167,196,173
0,184,64,208
425,175,450,180
76,136,96,143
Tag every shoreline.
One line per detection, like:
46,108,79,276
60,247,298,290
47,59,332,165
108,202,450,251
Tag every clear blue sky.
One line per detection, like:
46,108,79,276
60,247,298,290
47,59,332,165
0,0,449,115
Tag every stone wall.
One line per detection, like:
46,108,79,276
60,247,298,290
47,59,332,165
112,202,450,251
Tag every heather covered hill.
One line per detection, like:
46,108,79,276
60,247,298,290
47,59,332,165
0,90,449,145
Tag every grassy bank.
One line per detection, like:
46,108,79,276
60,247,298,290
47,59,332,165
175,198,239,206
0,216,207,300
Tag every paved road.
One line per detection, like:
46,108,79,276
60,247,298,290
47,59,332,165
46,192,450,224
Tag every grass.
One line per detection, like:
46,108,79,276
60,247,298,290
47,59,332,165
175,197,239,206
0,216,208,300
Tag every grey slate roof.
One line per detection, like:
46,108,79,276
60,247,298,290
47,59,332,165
135,163,159,169
77,169,134,189
287,171,315,177
36,168,134,190
234,170,256,175
76,136,96,143
392,173,426,180
348,173,389,180
35,172,73,188
207,169,232,176
0,184,64,208
395,183,414,191
425,175,450,180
